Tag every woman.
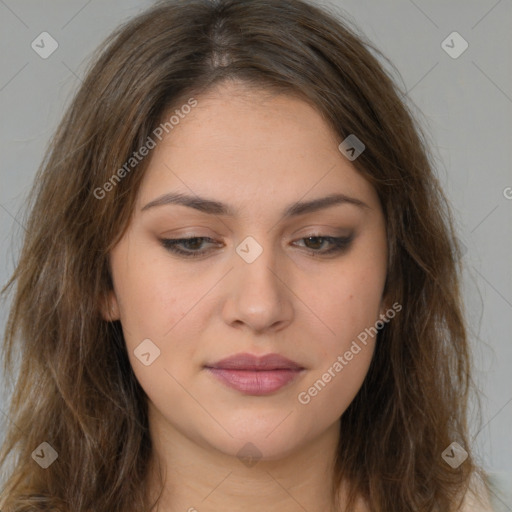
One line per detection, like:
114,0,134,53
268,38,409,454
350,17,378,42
0,0,496,510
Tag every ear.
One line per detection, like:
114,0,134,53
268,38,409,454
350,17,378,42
99,290,120,322
378,293,392,320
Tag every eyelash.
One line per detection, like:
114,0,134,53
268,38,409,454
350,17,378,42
160,234,354,259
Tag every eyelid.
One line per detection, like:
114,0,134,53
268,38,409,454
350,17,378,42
161,224,352,239
159,231,355,259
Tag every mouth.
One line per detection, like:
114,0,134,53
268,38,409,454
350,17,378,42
204,352,305,395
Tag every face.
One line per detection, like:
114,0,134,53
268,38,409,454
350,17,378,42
106,82,389,461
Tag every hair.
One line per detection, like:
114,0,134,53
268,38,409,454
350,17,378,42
0,0,489,510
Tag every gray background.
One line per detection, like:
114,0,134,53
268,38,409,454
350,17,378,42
0,0,511,484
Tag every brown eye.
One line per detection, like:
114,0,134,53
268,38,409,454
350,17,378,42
160,237,220,258
293,235,354,256
159,234,354,259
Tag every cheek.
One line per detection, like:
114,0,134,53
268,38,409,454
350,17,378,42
299,243,386,417
306,261,386,349
295,272,380,420
110,242,187,346
110,243,209,393
296,343,374,429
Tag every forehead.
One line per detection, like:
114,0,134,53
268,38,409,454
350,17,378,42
137,82,379,214
168,82,339,150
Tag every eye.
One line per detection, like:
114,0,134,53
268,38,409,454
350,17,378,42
160,234,354,259
160,237,219,258
293,235,354,257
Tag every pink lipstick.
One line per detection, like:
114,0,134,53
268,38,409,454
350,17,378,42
204,352,305,395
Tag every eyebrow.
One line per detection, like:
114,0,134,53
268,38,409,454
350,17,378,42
141,191,370,218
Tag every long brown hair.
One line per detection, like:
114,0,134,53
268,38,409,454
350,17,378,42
0,0,488,510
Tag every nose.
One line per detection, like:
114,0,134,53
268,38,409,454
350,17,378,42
221,238,294,335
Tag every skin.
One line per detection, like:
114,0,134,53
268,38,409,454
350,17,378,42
104,81,389,512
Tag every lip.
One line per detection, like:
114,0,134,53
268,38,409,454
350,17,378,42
206,352,304,371
204,352,305,395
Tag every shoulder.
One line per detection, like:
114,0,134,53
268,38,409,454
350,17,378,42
458,472,495,512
